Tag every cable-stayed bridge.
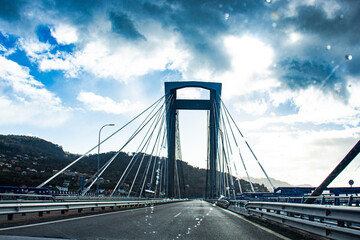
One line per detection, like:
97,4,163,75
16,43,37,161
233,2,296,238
0,81,359,240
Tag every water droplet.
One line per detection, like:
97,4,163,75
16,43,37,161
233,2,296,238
348,84,352,88
265,0,272,3
225,13,230,21
272,22,277,28
340,14,344,19
218,4,223,8
326,45,331,50
345,54,353,60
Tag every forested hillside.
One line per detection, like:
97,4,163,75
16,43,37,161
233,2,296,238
0,135,268,197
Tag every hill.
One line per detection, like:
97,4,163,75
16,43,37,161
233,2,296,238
0,134,268,198
248,177,313,190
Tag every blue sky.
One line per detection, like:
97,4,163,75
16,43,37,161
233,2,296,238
0,0,359,187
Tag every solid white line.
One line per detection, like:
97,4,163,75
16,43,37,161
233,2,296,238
0,207,146,232
174,212,182,218
224,209,291,240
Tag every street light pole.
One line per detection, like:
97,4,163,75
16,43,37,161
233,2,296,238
97,123,115,195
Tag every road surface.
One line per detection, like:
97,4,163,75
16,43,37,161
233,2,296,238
0,200,287,239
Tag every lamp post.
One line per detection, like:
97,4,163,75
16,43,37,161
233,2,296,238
97,123,115,195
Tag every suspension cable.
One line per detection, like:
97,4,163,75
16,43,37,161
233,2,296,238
127,104,166,197
139,109,167,197
83,98,166,195
38,96,164,188
220,110,243,194
221,100,273,191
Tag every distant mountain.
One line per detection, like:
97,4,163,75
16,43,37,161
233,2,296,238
0,134,268,198
247,177,313,190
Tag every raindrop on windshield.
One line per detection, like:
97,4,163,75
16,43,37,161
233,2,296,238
265,0,272,3
345,54,353,60
326,45,331,50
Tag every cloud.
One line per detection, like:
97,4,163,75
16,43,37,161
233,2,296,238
109,11,145,40
234,100,268,116
241,126,360,186
50,24,78,45
0,56,70,126
0,0,22,21
77,91,142,114
176,88,205,99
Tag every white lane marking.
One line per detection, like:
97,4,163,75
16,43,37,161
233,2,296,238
174,212,182,218
0,207,145,232
224,209,291,240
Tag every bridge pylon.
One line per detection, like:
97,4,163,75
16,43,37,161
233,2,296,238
165,81,222,199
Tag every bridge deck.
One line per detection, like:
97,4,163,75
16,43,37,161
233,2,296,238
0,200,286,239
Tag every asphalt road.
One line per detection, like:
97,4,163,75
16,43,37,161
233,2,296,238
0,200,287,240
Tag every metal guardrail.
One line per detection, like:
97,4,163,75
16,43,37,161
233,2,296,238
226,200,360,240
0,199,184,221
260,195,360,206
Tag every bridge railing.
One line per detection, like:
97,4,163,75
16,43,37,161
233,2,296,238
226,200,360,240
0,199,185,221
260,195,360,206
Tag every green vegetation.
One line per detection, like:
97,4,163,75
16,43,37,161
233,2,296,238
0,134,267,197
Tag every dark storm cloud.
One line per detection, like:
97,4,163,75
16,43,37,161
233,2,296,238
0,0,22,21
51,0,105,24
140,0,269,72
0,0,358,101
109,11,146,40
284,3,360,45
265,1,360,101
279,59,349,100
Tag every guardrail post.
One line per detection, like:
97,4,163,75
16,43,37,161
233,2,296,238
7,214,13,220
78,208,83,213
347,196,353,206
338,220,345,227
39,211,43,217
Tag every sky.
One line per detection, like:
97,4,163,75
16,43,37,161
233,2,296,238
0,0,359,188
